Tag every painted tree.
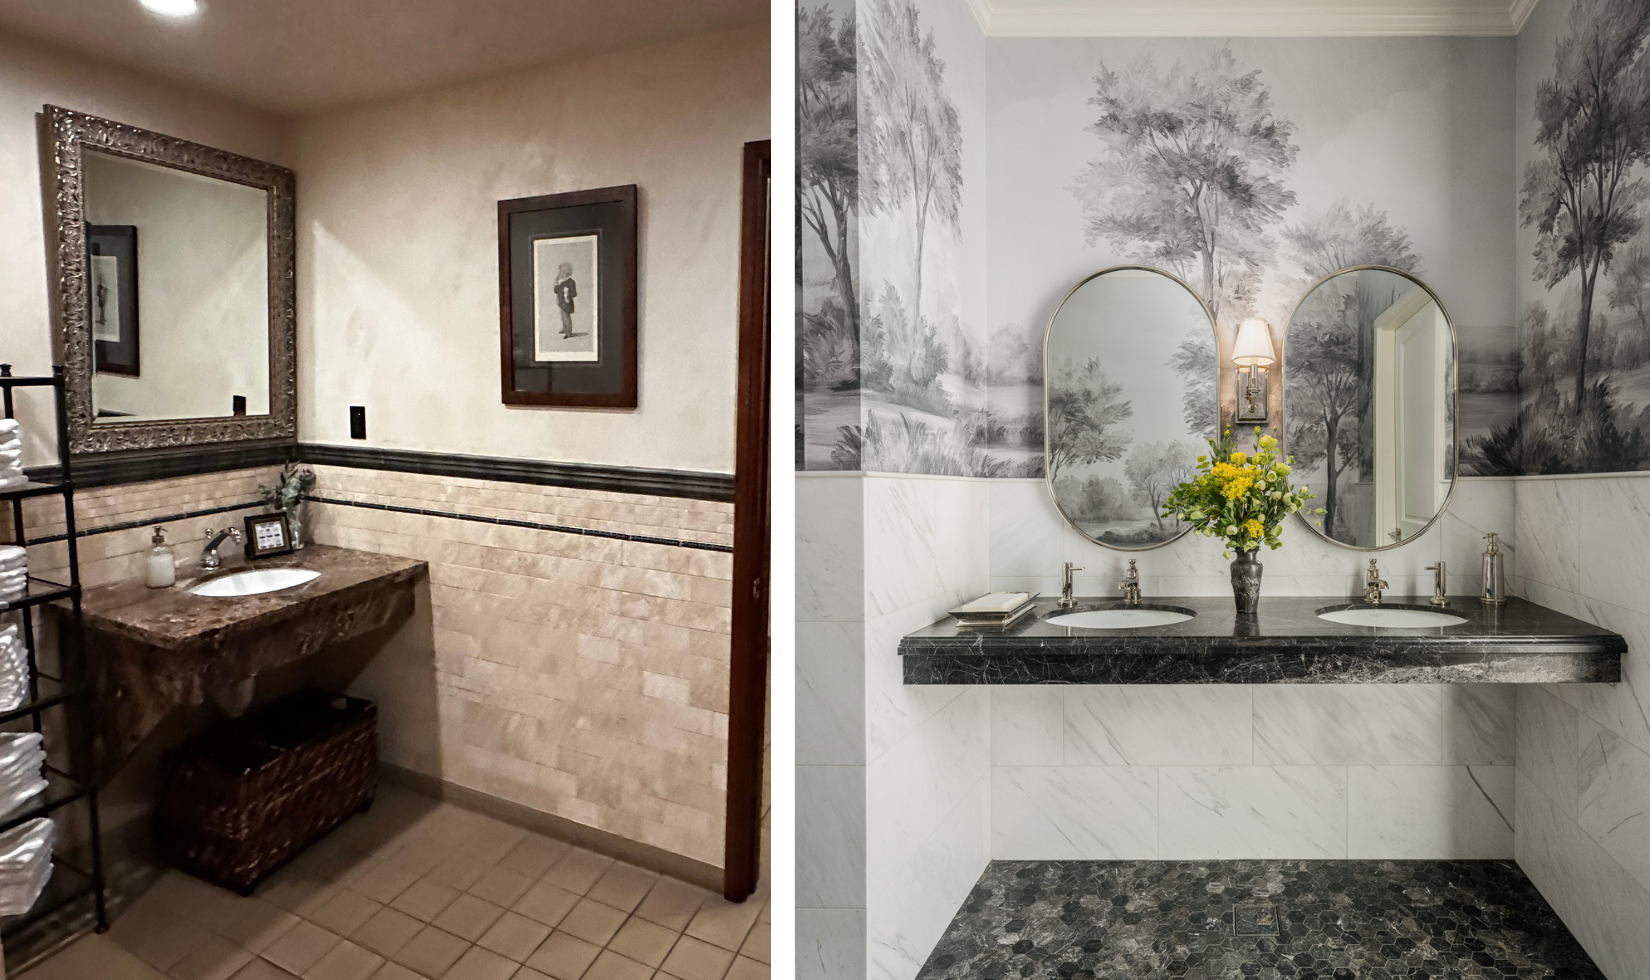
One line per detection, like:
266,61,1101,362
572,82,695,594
1608,242,1650,336
799,6,860,342
1125,441,1195,532
1280,206,1421,488
861,0,963,326
1072,45,1297,325
1168,332,1217,435
1282,200,1421,282
1284,287,1363,537
1521,0,1650,410
1046,357,1133,479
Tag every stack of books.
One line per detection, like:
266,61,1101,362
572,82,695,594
948,592,1038,629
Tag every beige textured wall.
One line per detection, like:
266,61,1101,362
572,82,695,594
0,29,286,466
306,465,735,867
288,25,768,473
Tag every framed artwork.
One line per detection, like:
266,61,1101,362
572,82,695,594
242,512,294,559
87,224,139,377
498,185,637,407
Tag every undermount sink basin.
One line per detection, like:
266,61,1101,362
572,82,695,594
190,568,320,598
1047,607,1195,629
1316,606,1467,628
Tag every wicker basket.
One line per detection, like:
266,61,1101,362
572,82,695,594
157,689,377,894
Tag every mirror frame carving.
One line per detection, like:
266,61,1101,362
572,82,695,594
1282,264,1460,552
1043,264,1218,552
46,104,296,455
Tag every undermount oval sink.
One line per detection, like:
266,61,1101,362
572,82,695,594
190,568,320,598
1316,606,1467,628
1047,607,1195,629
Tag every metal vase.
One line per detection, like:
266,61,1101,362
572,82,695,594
1230,548,1262,617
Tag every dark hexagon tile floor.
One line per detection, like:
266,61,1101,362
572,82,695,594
916,860,1604,980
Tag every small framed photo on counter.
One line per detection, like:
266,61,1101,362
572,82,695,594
243,513,294,559
498,185,637,407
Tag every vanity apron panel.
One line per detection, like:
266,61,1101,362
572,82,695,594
64,544,427,780
898,597,1625,685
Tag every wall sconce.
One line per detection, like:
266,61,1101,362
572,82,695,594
1232,318,1275,425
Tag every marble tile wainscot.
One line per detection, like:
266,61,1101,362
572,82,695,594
898,597,1625,685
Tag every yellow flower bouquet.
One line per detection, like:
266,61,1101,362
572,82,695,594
1162,427,1318,616
1162,427,1316,558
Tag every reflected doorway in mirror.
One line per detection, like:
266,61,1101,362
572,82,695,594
1283,265,1457,550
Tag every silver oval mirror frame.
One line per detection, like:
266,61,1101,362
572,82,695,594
1282,265,1458,551
1043,265,1218,551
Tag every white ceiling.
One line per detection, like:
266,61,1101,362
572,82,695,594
0,0,769,116
964,0,1540,36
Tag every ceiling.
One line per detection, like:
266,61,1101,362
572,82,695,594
0,0,769,116
964,0,1540,36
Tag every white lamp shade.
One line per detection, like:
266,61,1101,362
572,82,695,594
1232,318,1276,367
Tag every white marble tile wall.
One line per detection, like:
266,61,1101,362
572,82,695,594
862,475,991,980
987,477,1515,600
797,475,868,980
795,473,994,980
990,684,1515,861
1511,473,1650,979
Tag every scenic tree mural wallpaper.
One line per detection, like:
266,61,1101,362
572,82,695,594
1506,0,1650,476
799,6,1524,481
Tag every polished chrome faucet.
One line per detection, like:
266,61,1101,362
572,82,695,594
1425,562,1449,606
1060,562,1083,608
200,526,244,571
1120,559,1141,605
1363,558,1389,604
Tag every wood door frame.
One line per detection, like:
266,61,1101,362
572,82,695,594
724,139,770,902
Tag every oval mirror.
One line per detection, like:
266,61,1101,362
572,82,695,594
1283,266,1457,549
1044,267,1217,550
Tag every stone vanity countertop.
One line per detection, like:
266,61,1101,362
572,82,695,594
898,596,1625,685
78,544,428,652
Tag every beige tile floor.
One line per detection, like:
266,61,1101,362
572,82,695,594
18,786,769,980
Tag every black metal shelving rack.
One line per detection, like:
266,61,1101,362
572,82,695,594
0,365,108,944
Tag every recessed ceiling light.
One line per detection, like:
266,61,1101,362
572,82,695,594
139,0,200,18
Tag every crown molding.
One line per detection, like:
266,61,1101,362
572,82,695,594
966,1,1539,37
1508,0,1541,33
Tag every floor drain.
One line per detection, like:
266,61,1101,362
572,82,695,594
1233,904,1279,937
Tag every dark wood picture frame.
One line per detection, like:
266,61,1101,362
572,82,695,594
498,185,638,407
242,512,294,559
87,224,140,377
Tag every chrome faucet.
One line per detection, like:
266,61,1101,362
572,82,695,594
1425,562,1449,606
1060,562,1083,608
200,526,244,571
1363,558,1389,604
1119,559,1141,605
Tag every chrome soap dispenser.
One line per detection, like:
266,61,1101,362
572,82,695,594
1480,532,1507,605
145,525,176,589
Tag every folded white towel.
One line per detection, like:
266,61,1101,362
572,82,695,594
0,475,28,490
0,420,18,436
0,546,24,566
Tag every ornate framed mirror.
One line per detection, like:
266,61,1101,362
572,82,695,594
45,105,296,456
1283,265,1458,550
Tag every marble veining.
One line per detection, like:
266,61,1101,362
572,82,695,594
917,860,1605,979
69,544,427,778
899,597,1624,685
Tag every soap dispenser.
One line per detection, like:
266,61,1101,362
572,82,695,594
146,526,175,589
1480,533,1507,605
